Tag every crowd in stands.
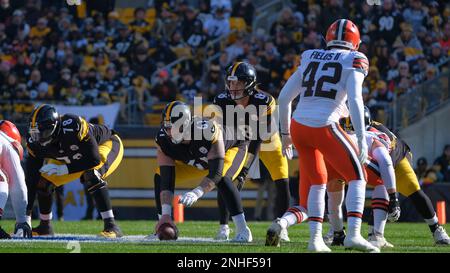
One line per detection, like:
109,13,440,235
0,0,449,126
416,144,450,184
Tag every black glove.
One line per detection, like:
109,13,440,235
388,193,401,222
14,222,32,238
0,226,11,239
236,167,249,191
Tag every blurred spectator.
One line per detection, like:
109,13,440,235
39,58,59,83
179,70,201,103
319,0,348,33
0,0,13,24
372,80,393,104
402,0,427,33
393,23,423,62
0,72,17,100
130,7,151,37
132,75,151,112
5,9,30,40
204,6,230,39
439,22,450,53
211,0,231,18
202,61,224,101
434,145,450,182
29,17,50,39
112,23,132,56
27,69,50,101
53,67,72,100
231,0,255,27
151,69,177,102
428,43,447,66
415,157,429,179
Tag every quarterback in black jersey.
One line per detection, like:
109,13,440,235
25,104,124,238
211,62,291,241
154,101,252,242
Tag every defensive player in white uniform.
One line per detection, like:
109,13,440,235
267,19,379,252
0,120,31,239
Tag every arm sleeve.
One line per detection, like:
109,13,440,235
278,68,303,134
346,70,366,140
25,145,43,212
3,144,28,223
372,146,397,191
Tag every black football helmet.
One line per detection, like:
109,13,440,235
28,104,60,145
162,101,192,144
225,62,257,100
339,106,372,132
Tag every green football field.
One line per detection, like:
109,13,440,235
0,220,449,253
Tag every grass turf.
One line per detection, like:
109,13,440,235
0,220,449,253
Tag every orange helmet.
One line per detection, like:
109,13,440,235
0,120,23,160
325,19,361,50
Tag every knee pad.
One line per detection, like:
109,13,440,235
82,169,107,194
36,178,54,196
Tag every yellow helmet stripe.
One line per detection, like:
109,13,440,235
165,101,177,122
31,104,46,128
231,62,243,77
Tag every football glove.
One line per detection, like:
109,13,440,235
13,222,32,238
388,193,401,222
40,164,69,176
236,167,249,191
179,187,204,207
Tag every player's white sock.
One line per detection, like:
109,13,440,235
308,184,326,239
346,180,366,237
100,210,114,219
425,214,439,226
40,212,52,221
0,182,8,216
327,190,344,232
232,213,247,233
279,206,308,229
372,185,389,235
220,224,229,230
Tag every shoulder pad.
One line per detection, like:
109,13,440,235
213,92,229,104
352,51,369,76
193,118,220,143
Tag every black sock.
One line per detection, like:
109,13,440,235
274,179,290,218
368,209,374,236
90,186,112,215
216,177,243,216
217,190,230,225
154,174,162,216
409,190,438,232
38,191,53,216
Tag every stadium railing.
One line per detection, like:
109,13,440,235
391,65,449,131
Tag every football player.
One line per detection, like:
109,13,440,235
0,120,32,239
211,62,291,241
271,19,378,252
367,111,450,245
324,110,401,249
25,104,124,238
154,101,252,242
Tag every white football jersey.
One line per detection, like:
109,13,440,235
292,48,369,127
348,130,391,158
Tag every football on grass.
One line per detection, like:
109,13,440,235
157,223,178,241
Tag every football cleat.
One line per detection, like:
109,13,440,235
368,234,394,248
265,219,282,247
323,228,334,246
0,226,11,239
280,226,290,242
232,226,252,243
434,226,450,245
32,222,54,236
215,225,231,241
344,235,380,253
100,223,123,239
331,229,346,246
308,238,332,252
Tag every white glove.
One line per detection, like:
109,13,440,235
39,164,69,176
281,134,293,160
357,136,368,165
179,187,204,207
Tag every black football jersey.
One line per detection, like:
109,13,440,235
26,114,115,174
369,121,411,166
212,90,275,154
155,117,236,170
